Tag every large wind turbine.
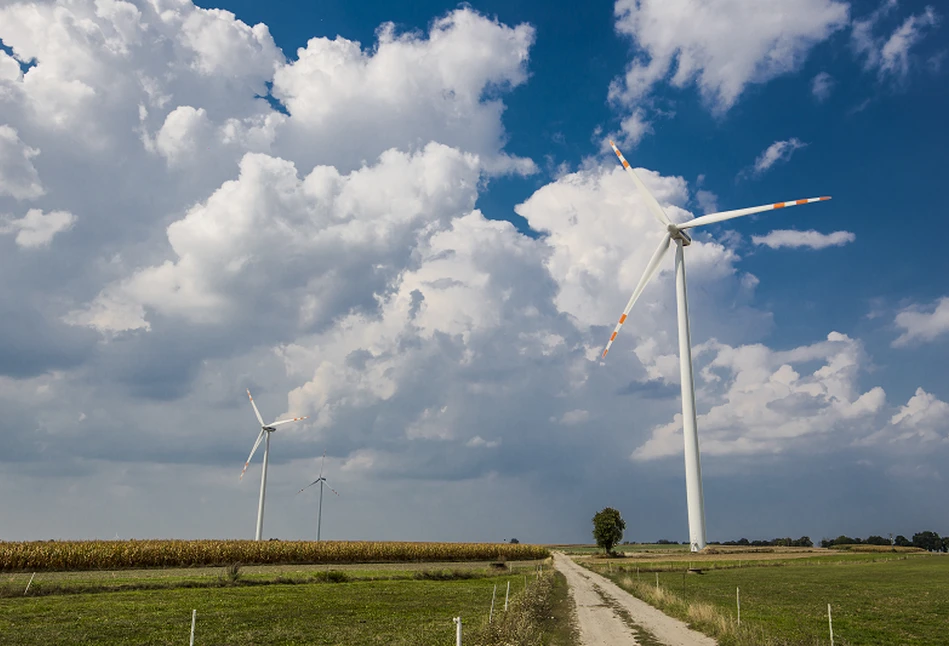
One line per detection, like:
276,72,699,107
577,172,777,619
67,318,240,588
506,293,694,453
297,450,339,542
601,141,831,552
240,389,308,541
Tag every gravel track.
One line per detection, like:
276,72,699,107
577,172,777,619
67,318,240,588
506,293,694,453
553,552,717,646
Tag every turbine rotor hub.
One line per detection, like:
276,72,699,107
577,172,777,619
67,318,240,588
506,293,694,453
667,223,692,246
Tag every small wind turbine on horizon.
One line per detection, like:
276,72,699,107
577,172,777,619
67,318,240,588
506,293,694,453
601,140,832,553
240,388,308,541
297,450,339,542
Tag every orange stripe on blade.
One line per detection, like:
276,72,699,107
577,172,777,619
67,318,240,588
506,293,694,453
622,160,630,168
774,202,786,209
796,199,808,205
820,196,831,201
610,332,617,341
619,314,627,324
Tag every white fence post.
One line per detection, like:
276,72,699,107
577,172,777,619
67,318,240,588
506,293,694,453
504,580,510,611
489,584,497,623
190,609,196,646
828,604,834,646
736,587,741,627
24,573,35,595
656,572,659,590
453,616,462,646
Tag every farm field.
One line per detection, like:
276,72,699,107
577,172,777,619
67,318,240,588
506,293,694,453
0,560,545,597
582,551,949,645
551,543,692,556
0,541,564,645
562,542,922,561
0,563,569,646
0,574,520,645
0,539,548,572
582,546,924,571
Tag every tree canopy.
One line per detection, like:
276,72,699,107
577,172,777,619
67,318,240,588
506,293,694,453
592,507,626,554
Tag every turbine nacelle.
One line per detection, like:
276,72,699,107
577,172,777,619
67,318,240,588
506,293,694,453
668,224,692,246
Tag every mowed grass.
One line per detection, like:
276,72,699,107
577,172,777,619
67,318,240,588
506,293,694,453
586,549,916,571
0,560,544,596
0,573,535,645
590,553,949,645
551,543,690,556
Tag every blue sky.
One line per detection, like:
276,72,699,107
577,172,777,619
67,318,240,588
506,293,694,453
0,0,947,544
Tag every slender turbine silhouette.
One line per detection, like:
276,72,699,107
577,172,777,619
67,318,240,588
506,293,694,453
601,141,831,552
297,451,339,541
240,389,308,541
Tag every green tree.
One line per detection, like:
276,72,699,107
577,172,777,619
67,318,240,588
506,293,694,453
912,531,942,552
894,535,912,547
592,507,626,554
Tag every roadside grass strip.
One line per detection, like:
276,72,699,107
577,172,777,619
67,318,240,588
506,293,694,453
584,553,949,646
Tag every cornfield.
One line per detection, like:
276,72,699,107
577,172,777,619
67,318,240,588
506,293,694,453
0,540,549,572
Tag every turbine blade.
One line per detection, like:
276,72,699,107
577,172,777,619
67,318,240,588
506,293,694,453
268,416,308,428
610,140,672,227
326,483,339,497
602,233,672,360
679,196,831,230
240,429,266,480
319,450,326,479
246,389,265,427
297,480,320,495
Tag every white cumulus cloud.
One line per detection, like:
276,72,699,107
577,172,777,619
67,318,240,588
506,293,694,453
859,387,949,445
752,229,855,250
269,9,537,176
852,1,941,81
69,143,482,334
552,409,590,426
751,138,808,175
611,0,849,119
1,208,75,247
893,296,949,347
811,71,835,101
0,125,44,200
633,333,887,460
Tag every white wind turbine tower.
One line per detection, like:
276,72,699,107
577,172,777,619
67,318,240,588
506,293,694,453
601,141,831,552
240,389,308,541
297,450,339,542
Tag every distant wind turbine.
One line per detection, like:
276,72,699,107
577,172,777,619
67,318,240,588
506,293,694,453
297,450,339,542
601,141,832,552
241,389,308,541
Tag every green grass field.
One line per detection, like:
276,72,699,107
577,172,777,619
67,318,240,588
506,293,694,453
551,543,691,556
0,571,548,645
0,560,543,597
586,553,949,645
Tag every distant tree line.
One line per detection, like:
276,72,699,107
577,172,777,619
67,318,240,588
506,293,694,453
715,536,815,547
623,537,816,547
619,531,949,552
820,531,949,552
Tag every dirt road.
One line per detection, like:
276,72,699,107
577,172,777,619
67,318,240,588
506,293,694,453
552,552,717,646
